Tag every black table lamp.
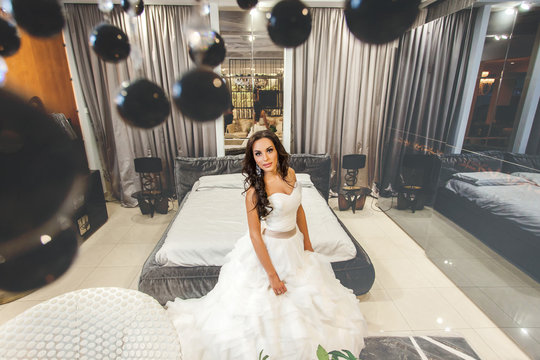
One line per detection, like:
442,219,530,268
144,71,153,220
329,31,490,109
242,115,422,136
342,154,366,187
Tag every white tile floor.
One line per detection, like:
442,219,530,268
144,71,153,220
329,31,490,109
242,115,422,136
0,200,531,359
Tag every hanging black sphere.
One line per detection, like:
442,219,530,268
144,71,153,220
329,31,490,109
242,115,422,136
188,31,226,68
121,0,145,16
116,79,171,129
0,88,86,291
0,18,21,57
344,0,420,44
11,0,65,38
90,23,131,63
0,88,85,240
0,227,79,292
172,68,230,122
237,0,258,10
267,0,312,48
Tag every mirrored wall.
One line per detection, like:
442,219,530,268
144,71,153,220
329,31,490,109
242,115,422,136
378,2,540,358
219,8,284,155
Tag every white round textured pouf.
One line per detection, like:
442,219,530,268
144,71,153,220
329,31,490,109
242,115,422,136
0,287,181,359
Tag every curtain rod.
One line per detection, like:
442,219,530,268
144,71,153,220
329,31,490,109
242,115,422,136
60,0,352,7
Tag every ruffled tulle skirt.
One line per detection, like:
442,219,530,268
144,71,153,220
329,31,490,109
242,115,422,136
165,229,366,360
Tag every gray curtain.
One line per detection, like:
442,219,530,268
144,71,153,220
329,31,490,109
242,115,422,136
426,0,476,23
291,8,397,190
65,4,217,206
378,7,477,192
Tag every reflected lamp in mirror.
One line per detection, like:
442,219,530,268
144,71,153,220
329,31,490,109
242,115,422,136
342,154,366,188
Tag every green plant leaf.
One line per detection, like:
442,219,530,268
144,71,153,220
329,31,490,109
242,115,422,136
262,356,269,360
328,350,349,359
316,345,330,360
342,350,357,360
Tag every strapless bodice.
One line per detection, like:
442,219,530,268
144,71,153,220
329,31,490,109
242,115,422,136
264,182,301,232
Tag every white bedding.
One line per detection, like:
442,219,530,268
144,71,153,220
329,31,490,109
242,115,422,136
155,174,357,267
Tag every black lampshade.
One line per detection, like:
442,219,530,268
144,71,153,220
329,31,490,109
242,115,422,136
342,154,366,169
134,157,162,173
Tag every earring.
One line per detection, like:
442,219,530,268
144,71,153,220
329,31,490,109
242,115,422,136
256,165,262,176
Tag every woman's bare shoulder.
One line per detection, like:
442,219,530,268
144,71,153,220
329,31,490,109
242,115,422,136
287,167,297,183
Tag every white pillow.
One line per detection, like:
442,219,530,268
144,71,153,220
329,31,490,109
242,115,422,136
296,173,315,188
195,173,246,191
194,172,314,191
452,171,531,186
511,172,540,186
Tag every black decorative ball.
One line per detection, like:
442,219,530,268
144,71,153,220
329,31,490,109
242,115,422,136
89,23,131,63
188,30,226,68
0,88,85,291
172,68,230,122
344,0,420,44
237,0,258,10
0,227,79,292
11,0,65,38
116,79,171,129
0,18,21,57
267,0,312,48
121,0,145,16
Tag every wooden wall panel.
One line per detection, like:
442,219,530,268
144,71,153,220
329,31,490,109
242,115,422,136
4,30,81,136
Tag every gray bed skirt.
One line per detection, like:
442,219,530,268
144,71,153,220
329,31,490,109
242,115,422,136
139,154,375,305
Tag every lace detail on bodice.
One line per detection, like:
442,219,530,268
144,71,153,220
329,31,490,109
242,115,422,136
264,182,301,232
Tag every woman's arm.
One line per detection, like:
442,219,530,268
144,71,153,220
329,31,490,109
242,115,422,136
297,204,314,252
289,168,314,252
261,110,269,129
245,187,287,295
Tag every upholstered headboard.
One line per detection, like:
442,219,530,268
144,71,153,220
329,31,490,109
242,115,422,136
174,154,332,204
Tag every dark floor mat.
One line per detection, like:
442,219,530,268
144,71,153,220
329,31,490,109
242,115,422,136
359,336,480,359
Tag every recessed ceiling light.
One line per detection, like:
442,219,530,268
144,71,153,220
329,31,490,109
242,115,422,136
40,234,52,245
520,2,531,11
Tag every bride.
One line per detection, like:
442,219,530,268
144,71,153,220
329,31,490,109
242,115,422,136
166,130,367,359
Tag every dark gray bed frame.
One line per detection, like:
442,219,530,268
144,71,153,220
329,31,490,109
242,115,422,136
139,154,375,305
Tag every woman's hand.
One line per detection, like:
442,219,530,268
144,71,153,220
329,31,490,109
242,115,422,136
268,273,287,296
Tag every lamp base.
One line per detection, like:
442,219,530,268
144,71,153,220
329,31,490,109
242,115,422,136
397,186,425,213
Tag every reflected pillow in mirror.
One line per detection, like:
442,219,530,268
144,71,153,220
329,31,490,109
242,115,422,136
511,172,540,187
452,171,532,186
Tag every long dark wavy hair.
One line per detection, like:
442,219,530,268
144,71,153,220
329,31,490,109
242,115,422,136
243,130,290,219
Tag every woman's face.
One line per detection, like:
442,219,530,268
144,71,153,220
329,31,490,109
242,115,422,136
252,137,278,174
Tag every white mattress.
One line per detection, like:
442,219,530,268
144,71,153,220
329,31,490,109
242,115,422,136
155,174,357,267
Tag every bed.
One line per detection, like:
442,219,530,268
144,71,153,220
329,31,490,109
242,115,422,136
434,151,540,282
139,154,376,305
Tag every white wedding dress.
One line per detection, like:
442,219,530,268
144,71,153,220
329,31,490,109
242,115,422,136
166,182,367,359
